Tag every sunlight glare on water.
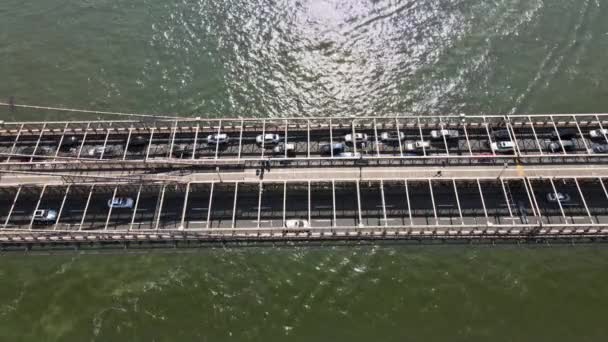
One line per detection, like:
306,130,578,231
1,0,607,120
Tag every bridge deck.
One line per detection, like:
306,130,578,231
2,114,608,167
2,176,608,237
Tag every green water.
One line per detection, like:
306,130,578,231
2,0,608,119
1,246,608,341
2,0,608,340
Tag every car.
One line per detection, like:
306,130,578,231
492,129,512,141
173,144,195,157
273,143,296,157
206,133,229,145
592,144,608,153
546,192,571,203
256,133,281,146
404,141,430,152
551,129,577,140
61,136,80,147
380,131,405,143
337,152,362,158
320,143,345,156
548,139,575,153
430,129,459,140
344,133,369,145
86,146,117,157
490,141,514,153
285,219,310,229
589,129,608,139
32,209,57,224
107,197,134,209
20,146,55,156
129,135,149,146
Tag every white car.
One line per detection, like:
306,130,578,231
256,133,281,146
285,219,310,229
380,131,405,142
490,141,514,153
546,192,571,203
107,197,134,209
589,129,608,139
32,209,57,224
273,143,296,157
87,146,114,157
344,133,369,145
337,152,362,158
405,141,430,152
206,133,229,145
430,129,459,140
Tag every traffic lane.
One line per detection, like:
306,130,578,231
285,183,311,224
528,180,590,225
232,183,260,228
399,183,437,226
382,182,412,226
359,182,385,227
578,179,608,212
207,183,236,229
333,183,359,227
154,190,187,229
476,182,526,225
564,179,608,224
309,183,334,228
502,179,538,225
79,190,115,230
0,187,20,225
5,188,43,227
181,184,212,229
258,184,286,228
449,184,492,226
430,181,468,225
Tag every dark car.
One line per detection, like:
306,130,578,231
548,139,575,153
320,143,345,156
492,129,512,141
592,144,608,154
551,128,577,140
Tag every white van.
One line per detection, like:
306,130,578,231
490,141,514,153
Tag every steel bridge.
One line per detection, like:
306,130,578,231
2,113,608,170
2,109,608,247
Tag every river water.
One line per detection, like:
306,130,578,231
2,0,608,340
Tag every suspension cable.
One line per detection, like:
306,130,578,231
0,102,184,120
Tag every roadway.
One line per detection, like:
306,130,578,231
3,114,608,167
2,177,608,232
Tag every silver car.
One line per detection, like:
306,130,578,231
344,133,369,145
380,131,405,143
256,133,281,146
430,129,459,140
206,133,229,145
107,197,135,209
546,192,571,203
32,209,58,224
